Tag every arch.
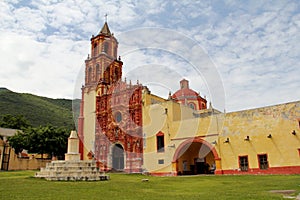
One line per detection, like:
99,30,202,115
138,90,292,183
88,67,92,83
112,143,124,171
188,102,196,110
173,137,220,162
172,137,220,175
93,43,98,56
96,64,100,81
156,131,165,152
103,42,109,54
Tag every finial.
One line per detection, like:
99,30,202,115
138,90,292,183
118,56,121,61
137,79,139,84
168,91,172,100
209,102,212,109
105,13,108,22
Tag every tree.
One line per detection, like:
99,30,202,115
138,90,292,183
0,114,31,130
6,130,29,154
8,125,70,159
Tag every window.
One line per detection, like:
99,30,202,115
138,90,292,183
156,132,165,152
258,154,268,170
114,47,117,58
96,64,100,80
239,156,248,171
158,159,164,164
88,67,92,83
189,103,195,110
93,43,97,56
103,42,109,53
115,112,122,123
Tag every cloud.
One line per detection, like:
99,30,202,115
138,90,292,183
0,0,299,112
188,0,300,111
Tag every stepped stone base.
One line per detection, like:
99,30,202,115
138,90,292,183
35,160,109,181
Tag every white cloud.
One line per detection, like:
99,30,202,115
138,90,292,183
0,0,299,112
13,6,46,32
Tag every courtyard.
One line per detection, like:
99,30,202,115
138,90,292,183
0,171,300,199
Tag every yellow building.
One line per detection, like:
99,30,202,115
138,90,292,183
78,22,300,175
142,87,300,175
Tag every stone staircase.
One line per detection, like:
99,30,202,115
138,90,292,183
35,160,109,181
35,131,109,181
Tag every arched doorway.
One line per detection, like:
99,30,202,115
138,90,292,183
112,144,124,171
173,137,220,175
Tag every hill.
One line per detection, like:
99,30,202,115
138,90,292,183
0,88,79,129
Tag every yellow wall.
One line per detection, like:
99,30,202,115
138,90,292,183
142,94,300,175
8,153,50,170
0,141,50,171
142,92,221,174
219,101,300,171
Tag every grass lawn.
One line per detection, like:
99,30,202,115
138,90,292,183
0,171,300,200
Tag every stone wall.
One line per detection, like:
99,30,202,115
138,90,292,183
8,153,50,171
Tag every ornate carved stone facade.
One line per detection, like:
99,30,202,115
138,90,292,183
95,82,143,172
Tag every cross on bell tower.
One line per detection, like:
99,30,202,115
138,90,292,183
105,13,108,22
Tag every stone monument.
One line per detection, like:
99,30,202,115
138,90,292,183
35,131,109,181
65,130,81,161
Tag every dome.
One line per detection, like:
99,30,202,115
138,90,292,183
171,79,201,100
171,79,207,110
171,88,200,100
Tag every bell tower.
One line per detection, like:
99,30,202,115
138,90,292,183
78,21,123,160
84,22,123,92
78,21,143,173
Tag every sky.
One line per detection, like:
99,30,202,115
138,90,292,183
0,0,299,112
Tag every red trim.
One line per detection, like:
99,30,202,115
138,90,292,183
151,166,300,176
156,131,164,136
150,172,177,176
218,165,300,175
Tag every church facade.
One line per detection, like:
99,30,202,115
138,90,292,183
78,22,300,175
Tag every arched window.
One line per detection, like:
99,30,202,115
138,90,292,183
88,67,92,83
156,131,165,152
115,111,122,123
103,42,109,54
104,71,108,83
189,102,196,110
96,64,100,81
93,43,97,56
114,47,117,58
